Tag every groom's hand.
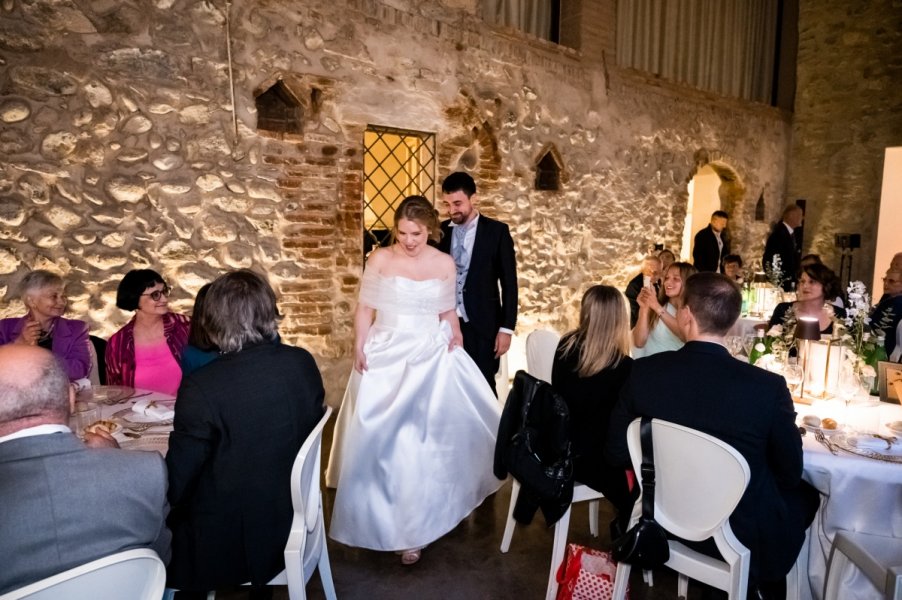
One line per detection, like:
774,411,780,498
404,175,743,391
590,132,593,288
494,332,512,358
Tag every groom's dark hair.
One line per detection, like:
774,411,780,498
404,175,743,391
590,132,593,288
441,172,476,198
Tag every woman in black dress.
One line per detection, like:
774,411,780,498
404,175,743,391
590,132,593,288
551,285,636,534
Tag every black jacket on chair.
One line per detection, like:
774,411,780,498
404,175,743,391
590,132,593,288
494,370,573,526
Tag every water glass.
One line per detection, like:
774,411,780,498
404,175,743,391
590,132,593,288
783,364,804,397
74,401,100,436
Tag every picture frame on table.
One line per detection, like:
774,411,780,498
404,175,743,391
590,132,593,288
878,361,902,404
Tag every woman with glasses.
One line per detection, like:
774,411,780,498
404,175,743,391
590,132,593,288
0,270,91,381
105,269,190,395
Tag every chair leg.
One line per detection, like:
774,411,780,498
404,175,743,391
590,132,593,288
546,506,573,600
612,561,632,600
500,479,521,553
643,569,654,586
317,541,337,600
678,573,688,598
823,541,851,600
588,499,599,537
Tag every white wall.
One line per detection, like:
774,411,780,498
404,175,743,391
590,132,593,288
681,166,722,261
873,147,902,298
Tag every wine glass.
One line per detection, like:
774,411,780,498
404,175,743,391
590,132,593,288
725,335,743,358
783,363,804,398
742,333,757,358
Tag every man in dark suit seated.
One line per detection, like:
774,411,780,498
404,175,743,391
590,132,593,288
607,273,819,599
0,344,170,595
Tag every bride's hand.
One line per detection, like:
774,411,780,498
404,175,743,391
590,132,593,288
448,331,463,352
354,347,368,373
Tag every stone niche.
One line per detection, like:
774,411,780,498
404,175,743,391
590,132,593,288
0,0,799,402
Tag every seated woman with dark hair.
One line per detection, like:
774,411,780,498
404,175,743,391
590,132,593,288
768,263,845,335
166,269,325,598
0,270,90,381
551,285,636,534
106,269,190,395
180,284,218,377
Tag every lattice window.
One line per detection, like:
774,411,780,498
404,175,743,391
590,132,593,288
363,126,436,255
256,80,303,135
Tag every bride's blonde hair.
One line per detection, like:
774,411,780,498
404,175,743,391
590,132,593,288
392,196,441,243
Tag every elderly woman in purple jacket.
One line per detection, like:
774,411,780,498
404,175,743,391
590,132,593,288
0,270,90,381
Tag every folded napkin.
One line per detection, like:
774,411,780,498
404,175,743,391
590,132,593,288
132,398,175,421
849,434,900,453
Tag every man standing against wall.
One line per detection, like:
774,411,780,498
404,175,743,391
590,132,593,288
439,172,518,396
763,204,804,291
692,210,730,273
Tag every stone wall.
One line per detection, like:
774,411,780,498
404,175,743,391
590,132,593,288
0,0,793,401
788,0,902,284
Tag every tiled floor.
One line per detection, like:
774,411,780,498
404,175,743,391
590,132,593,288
221,422,706,600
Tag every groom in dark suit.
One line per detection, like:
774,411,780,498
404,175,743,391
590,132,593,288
606,273,819,599
439,172,518,395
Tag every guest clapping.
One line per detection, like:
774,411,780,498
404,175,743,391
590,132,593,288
551,285,637,534
166,269,325,595
0,270,90,381
768,263,844,335
105,269,189,395
632,262,697,358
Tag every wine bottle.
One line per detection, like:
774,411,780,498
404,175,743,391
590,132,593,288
748,330,769,366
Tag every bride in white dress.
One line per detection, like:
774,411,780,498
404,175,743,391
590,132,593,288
327,196,502,565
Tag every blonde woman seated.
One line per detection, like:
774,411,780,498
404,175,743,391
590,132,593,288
631,261,697,358
551,285,637,534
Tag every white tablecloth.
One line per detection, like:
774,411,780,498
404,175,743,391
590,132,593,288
728,315,769,338
794,400,902,600
76,387,175,454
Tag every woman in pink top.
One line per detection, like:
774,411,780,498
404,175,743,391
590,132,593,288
106,269,190,396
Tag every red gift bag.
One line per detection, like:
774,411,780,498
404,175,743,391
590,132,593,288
556,543,626,600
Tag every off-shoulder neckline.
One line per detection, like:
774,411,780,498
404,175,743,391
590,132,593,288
369,273,451,284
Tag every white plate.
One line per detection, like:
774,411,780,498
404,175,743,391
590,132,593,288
803,423,843,436
112,407,174,425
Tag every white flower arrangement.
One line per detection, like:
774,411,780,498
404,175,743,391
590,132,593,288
764,254,786,289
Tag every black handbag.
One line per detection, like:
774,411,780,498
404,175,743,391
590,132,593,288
611,417,671,568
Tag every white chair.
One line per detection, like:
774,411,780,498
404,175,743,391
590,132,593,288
209,407,337,600
0,548,165,600
824,531,902,600
612,419,751,600
525,329,561,383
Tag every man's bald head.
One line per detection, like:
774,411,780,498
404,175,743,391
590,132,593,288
0,345,70,432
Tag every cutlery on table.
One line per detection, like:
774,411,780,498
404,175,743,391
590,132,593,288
814,430,838,455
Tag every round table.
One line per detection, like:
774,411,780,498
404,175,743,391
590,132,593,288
793,399,902,600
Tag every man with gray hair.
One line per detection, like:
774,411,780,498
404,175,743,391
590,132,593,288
0,344,170,595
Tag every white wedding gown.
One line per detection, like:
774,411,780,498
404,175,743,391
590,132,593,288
327,272,502,551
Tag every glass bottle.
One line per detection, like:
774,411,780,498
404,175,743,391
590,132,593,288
748,330,769,366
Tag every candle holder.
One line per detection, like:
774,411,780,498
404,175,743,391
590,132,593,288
795,317,821,399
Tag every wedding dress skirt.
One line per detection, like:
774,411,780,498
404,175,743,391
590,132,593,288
327,276,502,551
